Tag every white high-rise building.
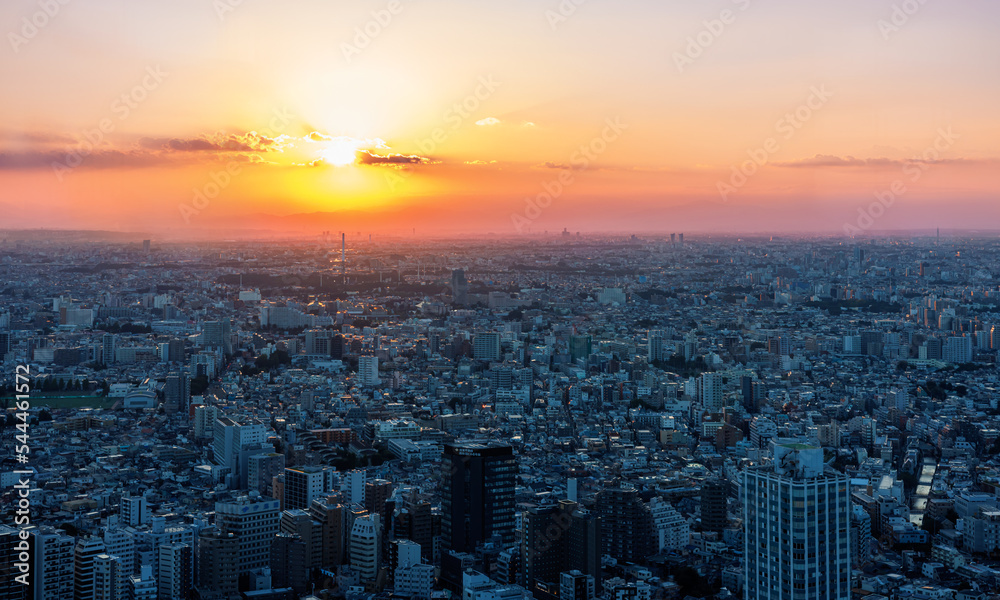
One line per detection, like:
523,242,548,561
700,372,725,411
358,355,380,386
93,554,123,600
102,528,135,597
345,469,366,505
157,543,193,600
121,494,150,527
213,417,269,489
349,514,380,583
29,526,75,600
649,497,689,552
394,539,433,598
193,405,220,439
742,444,851,600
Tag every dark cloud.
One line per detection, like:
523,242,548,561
356,150,432,165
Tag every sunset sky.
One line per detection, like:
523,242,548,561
2,0,999,236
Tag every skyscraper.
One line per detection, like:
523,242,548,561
157,543,193,600
202,319,233,355
349,514,381,583
451,269,469,305
163,371,190,416
741,443,851,600
101,333,116,365
93,554,122,600
74,537,106,600
442,442,517,553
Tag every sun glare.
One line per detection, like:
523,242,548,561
319,139,361,167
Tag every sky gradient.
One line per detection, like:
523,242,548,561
2,0,999,237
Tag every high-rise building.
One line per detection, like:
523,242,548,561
279,509,323,570
157,543,193,600
560,570,596,600
393,497,436,563
700,479,728,533
742,443,851,600
522,500,601,597
452,269,469,305
127,565,156,600
121,494,149,527
473,332,501,362
202,319,232,355
649,497,689,553
27,526,74,600
349,514,381,583
850,506,871,568
270,533,310,594
699,372,725,411
93,554,122,600
212,417,270,489
101,334,117,365
365,479,393,517
392,539,434,598
442,442,517,553
215,496,281,575
0,525,28,600
192,405,220,440
647,330,668,362
248,453,286,498
101,528,134,598
595,486,654,564
309,499,345,569
195,529,238,599
358,355,380,387
163,371,190,416
74,537,106,600
284,466,335,510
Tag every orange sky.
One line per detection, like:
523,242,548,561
2,0,999,236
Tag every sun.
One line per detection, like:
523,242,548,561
319,139,361,167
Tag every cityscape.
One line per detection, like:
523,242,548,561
3,1,1000,600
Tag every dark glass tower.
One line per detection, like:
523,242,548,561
442,442,517,553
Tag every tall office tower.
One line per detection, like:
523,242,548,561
280,510,323,571
451,269,469,305
162,371,190,416
93,554,122,600
127,565,156,600
248,453,286,497
594,486,655,564
365,479,393,517
27,526,74,600
270,533,310,595
442,442,517,553
309,499,345,569
700,479,728,533
0,525,28,600
358,355,380,387
195,529,238,599
522,500,601,597
699,372,725,411
215,496,281,575
202,319,233,355
212,417,269,489
121,494,149,527
647,330,667,362
284,466,335,510
678,233,684,244
742,444,851,600
74,537,106,600
192,405,220,440
394,497,435,562
101,333,116,365
473,332,502,362
349,514,381,583
157,543,192,600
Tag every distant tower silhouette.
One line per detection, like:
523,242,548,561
451,269,468,306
